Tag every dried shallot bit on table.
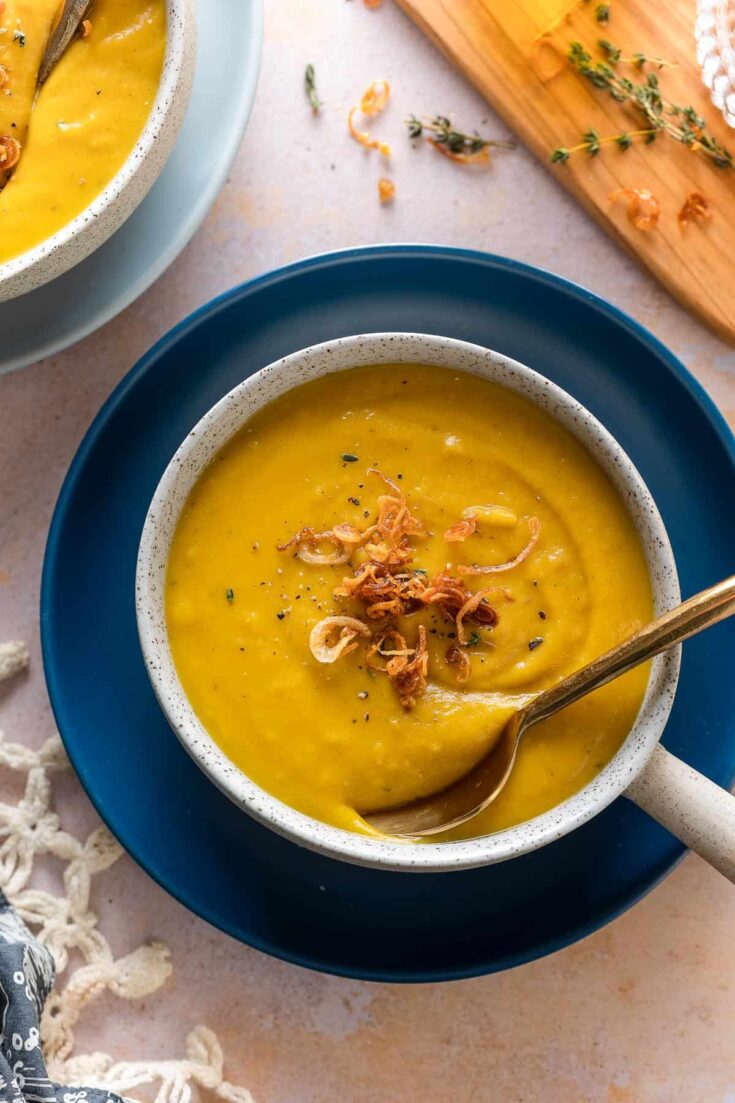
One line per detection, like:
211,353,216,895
348,107,391,156
378,177,395,204
361,79,390,116
608,187,660,231
430,140,490,165
677,190,711,230
309,616,371,664
364,0,383,8
348,80,392,156
458,517,541,576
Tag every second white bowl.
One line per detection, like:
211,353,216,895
0,0,196,303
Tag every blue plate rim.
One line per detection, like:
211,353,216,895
40,244,735,982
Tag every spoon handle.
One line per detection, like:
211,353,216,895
39,0,91,86
526,575,735,726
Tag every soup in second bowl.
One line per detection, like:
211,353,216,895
0,0,165,263
165,364,653,840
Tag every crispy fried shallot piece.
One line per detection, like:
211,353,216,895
421,571,504,628
443,516,477,542
458,517,541,576
0,136,21,172
455,588,501,645
335,561,427,619
332,521,372,547
609,187,660,231
388,625,429,710
367,627,428,709
366,628,413,673
277,527,350,566
445,644,471,684
678,190,711,230
309,616,371,664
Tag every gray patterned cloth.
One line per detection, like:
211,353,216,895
0,892,120,1103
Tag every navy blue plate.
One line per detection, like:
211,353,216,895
41,246,735,982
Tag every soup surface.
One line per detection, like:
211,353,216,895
166,364,653,840
0,0,165,263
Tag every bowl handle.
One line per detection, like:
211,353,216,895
625,744,735,883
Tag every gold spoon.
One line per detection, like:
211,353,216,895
365,575,735,837
38,0,92,86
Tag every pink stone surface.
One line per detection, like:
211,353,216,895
1,3,734,1100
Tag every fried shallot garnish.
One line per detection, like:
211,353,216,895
458,517,541,576
309,616,371,664
445,644,471,684
278,471,531,707
390,625,429,710
421,571,503,629
334,561,427,620
678,190,711,230
609,187,660,231
277,527,350,566
443,516,477,542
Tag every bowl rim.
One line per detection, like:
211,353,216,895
0,0,192,285
135,331,681,872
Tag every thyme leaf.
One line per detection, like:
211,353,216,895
304,63,322,112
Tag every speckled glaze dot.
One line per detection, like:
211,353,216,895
135,333,681,873
0,0,196,304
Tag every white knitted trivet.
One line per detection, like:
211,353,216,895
0,641,256,1103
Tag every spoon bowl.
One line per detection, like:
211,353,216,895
366,576,735,856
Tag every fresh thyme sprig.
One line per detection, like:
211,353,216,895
304,63,322,112
406,114,516,154
552,41,733,169
551,126,657,162
597,39,676,69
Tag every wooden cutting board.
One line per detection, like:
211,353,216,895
394,0,735,343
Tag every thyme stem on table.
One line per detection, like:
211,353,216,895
406,114,516,154
304,63,322,113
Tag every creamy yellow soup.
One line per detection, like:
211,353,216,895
166,365,653,840
0,0,165,263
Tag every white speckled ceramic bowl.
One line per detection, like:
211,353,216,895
0,0,196,303
136,333,735,877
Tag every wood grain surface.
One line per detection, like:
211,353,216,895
395,0,735,343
